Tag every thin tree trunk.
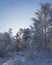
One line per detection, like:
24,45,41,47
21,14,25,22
44,25,47,51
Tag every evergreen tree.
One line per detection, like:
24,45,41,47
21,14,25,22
31,3,52,52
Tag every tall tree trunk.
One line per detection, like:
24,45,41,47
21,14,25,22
45,26,47,50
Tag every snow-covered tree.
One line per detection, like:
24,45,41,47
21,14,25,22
8,28,13,37
0,32,15,56
31,3,52,51
15,28,31,51
15,28,24,51
22,28,31,50
47,7,52,51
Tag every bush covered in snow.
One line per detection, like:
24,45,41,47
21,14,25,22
0,32,16,56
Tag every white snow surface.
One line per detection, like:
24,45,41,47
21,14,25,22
0,51,52,65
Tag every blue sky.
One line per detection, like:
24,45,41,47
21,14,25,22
0,0,52,35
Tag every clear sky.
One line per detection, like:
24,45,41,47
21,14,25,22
0,0,52,35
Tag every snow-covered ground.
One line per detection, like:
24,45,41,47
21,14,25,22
0,51,52,65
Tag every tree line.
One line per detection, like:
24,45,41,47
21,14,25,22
0,3,52,57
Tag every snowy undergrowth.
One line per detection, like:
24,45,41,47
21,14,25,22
0,51,52,65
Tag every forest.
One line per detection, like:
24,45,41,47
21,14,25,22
0,3,52,65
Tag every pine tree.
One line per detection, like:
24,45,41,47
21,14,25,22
31,3,52,52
